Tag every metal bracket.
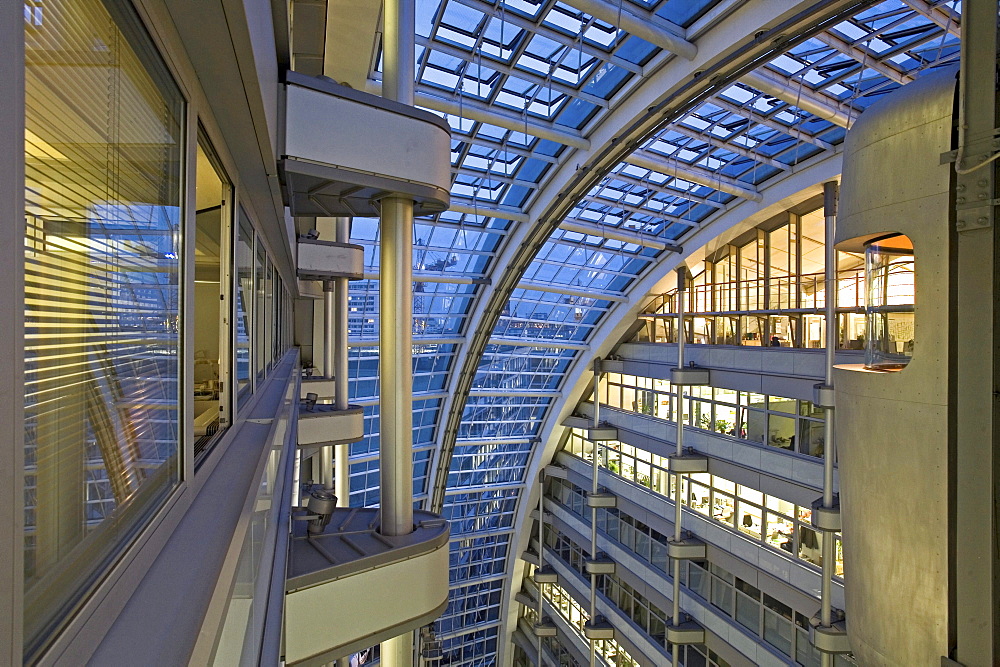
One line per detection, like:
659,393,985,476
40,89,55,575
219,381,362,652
955,138,997,232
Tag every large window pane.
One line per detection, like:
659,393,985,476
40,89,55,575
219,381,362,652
255,245,266,379
193,135,229,457
24,0,183,654
235,216,253,401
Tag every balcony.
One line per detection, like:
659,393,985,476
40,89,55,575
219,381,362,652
297,402,365,446
281,72,451,217
284,507,450,665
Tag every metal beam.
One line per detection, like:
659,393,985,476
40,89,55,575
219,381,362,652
901,0,961,38
559,0,697,60
451,0,643,74
558,218,679,251
466,389,565,398
449,202,530,223
416,35,610,109
577,194,689,221
363,272,491,285
452,166,539,188
365,80,591,149
742,69,856,128
626,151,763,201
458,137,560,164
348,337,465,347
515,281,628,303
812,31,912,85
488,337,590,351
667,126,789,169
708,95,836,151
601,170,728,208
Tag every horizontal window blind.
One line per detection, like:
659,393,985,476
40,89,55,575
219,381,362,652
24,0,184,653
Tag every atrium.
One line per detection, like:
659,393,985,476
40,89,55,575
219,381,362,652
3,0,997,666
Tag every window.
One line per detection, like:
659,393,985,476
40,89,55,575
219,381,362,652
23,0,184,654
235,214,254,402
255,243,266,379
192,134,231,457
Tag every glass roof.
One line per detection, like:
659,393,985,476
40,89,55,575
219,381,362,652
333,0,963,661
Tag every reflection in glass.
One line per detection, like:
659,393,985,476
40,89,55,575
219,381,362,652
193,137,229,457
23,0,183,653
236,216,254,401
864,234,914,369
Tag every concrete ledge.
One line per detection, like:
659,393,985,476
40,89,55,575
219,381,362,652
665,620,706,644
810,621,851,653
534,565,559,584
284,509,450,665
583,618,615,640
584,556,617,575
588,426,619,441
297,239,364,281
544,464,569,480
298,280,324,299
300,377,336,401
282,73,451,217
586,492,617,508
297,404,365,446
811,496,842,532
533,620,558,637
669,453,709,473
671,366,711,386
666,538,707,560
813,383,835,408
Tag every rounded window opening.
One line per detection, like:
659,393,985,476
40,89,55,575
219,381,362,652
863,233,914,370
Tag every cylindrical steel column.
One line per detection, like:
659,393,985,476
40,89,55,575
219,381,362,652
820,181,838,646
537,475,545,664
381,0,416,660
335,217,351,507
671,268,686,667
588,363,603,658
382,0,415,105
321,280,336,489
379,196,414,536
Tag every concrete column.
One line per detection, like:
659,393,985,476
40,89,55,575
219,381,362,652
953,3,999,662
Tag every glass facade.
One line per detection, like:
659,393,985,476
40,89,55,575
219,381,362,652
601,373,827,458
545,482,851,666
561,438,845,576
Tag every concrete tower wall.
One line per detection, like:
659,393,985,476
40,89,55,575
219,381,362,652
834,66,957,666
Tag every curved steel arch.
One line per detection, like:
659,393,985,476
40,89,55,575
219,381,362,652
493,148,844,658
429,0,875,512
